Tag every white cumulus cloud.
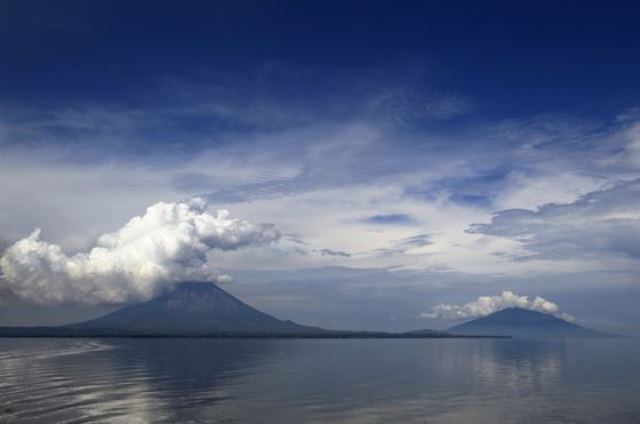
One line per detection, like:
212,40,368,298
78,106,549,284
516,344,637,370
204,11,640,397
420,291,574,321
0,198,279,304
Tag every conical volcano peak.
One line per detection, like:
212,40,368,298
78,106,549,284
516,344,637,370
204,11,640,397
448,307,612,338
490,307,560,318
152,281,243,315
497,307,548,313
69,280,322,335
174,281,221,292
166,281,226,300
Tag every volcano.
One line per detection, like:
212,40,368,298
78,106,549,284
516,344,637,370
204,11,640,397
68,281,324,335
448,307,613,338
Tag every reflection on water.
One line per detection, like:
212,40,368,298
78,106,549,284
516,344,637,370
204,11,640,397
1,338,639,423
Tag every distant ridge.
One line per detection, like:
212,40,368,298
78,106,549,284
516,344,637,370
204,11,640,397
448,307,614,338
0,282,510,338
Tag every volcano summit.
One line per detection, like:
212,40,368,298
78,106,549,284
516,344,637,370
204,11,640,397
68,282,323,335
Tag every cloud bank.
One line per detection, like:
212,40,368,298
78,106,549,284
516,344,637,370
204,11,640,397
420,291,574,321
468,179,640,261
0,198,279,304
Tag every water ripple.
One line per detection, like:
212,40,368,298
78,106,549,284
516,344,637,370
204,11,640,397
1,338,639,423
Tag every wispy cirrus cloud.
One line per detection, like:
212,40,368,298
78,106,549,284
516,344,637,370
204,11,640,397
2,79,640,328
468,178,640,261
318,249,351,258
364,214,417,225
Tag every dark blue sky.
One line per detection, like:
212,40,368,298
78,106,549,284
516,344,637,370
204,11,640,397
2,0,639,118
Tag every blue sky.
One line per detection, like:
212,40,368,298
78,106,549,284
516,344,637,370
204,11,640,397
1,1,640,334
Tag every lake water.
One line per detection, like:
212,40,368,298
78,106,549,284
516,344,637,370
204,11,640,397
1,338,639,423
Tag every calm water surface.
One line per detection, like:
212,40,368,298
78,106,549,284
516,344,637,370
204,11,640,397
1,338,639,423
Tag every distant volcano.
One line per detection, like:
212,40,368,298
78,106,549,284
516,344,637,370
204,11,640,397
0,282,500,338
448,307,613,338
68,282,324,335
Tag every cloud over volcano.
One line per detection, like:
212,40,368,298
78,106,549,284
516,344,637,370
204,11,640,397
421,291,574,322
0,198,279,304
